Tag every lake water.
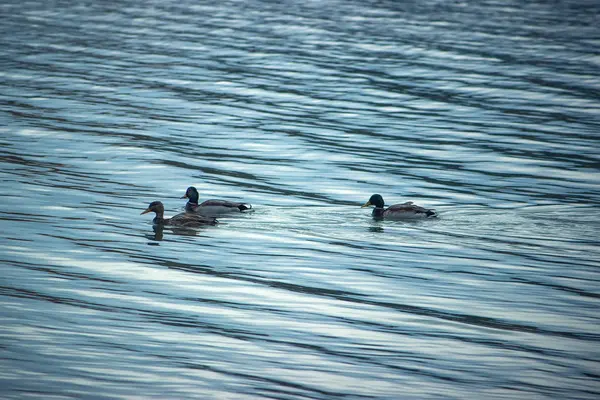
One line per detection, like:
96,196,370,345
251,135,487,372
1,0,600,398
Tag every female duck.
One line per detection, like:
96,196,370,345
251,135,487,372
181,186,252,216
362,194,437,219
141,201,217,226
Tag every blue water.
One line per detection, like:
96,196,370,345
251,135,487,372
1,0,600,398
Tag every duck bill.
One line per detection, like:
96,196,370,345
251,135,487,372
361,201,372,208
140,208,152,215
180,194,188,199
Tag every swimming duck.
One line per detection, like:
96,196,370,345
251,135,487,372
181,186,252,216
141,201,217,226
361,194,437,219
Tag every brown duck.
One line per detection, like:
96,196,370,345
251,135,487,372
141,201,217,226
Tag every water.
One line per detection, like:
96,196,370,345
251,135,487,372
1,0,600,398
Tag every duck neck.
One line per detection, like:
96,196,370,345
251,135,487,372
185,201,198,212
372,207,385,217
153,212,165,224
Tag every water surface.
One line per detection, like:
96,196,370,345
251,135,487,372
1,0,600,398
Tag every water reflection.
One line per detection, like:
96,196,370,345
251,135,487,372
368,225,385,233
144,224,215,243
147,225,164,242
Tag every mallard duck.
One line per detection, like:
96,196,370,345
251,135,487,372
361,194,437,219
141,201,217,226
181,186,252,216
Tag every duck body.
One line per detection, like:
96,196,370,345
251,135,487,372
362,194,437,220
182,186,252,217
141,201,217,227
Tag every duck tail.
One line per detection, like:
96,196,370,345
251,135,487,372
238,203,252,212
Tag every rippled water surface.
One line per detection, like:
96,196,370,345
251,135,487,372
2,0,600,398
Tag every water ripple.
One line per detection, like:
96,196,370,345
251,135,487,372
2,0,600,399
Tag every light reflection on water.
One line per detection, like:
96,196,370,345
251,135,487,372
1,0,600,398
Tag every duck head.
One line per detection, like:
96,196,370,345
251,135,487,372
141,201,165,216
362,194,385,209
181,186,199,203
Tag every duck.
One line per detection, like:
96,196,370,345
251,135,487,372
181,186,252,216
141,201,217,226
361,194,437,219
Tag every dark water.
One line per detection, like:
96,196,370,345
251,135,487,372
2,0,600,398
